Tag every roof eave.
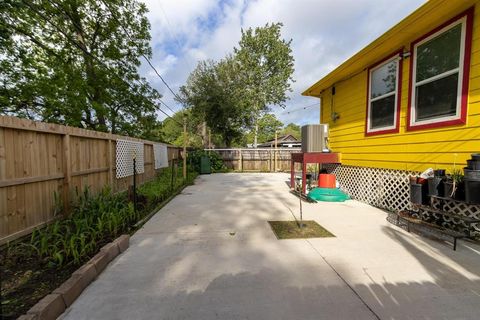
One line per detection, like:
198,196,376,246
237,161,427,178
302,0,474,97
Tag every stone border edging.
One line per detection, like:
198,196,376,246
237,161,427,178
18,234,130,320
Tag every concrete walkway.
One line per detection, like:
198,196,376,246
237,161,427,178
61,173,480,320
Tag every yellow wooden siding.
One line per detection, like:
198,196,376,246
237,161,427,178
320,4,480,172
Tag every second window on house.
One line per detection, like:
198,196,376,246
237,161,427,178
366,54,401,135
408,9,472,130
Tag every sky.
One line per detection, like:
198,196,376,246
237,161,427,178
139,0,426,126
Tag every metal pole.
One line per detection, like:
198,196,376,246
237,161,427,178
299,186,303,228
208,128,212,154
170,158,174,192
183,116,187,180
274,129,278,172
133,157,137,214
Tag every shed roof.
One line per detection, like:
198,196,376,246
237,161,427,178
302,0,476,97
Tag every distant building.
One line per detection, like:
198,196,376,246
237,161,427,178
256,135,301,148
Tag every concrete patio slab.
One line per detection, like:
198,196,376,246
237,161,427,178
60,173,480,320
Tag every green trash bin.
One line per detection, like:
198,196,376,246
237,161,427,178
200,156,211,174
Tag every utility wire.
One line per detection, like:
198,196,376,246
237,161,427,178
98,0,185,108
44,0,179,116
157,1,194,72
23,0,181,125
281,102,318,115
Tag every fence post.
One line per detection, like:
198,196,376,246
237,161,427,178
270,149,273,172
239,149,243,172
62,134,71,215
274,130,278,172
108,139,114,190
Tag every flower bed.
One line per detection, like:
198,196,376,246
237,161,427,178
0,167,198,319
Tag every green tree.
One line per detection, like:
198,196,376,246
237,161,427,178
281,123,301,140
234,22,295,146
179,57,252,147
159,110,202,148
0,0,161,138
178,22,294,147
245,113,283,145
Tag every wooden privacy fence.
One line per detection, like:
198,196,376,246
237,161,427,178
0,116,181,244
206,148,301,172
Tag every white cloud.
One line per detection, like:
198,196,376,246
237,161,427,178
140,0,426,125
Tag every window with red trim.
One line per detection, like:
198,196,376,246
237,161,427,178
366,54,401,135
408,9,473,130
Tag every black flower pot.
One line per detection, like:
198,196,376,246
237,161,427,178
445,181,465,201
471,153,480,161
466,160,480,170
465,179,480,204
410,183,429,205
428,177,444,197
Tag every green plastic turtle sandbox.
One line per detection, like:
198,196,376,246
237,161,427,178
307,187,350,202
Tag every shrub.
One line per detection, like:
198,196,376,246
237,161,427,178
138,166,197,212
189,150,226,172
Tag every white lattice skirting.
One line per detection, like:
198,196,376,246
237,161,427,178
323,164,418,212
324,164,480,236
422,197,480,235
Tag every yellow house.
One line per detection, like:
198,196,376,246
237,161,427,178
303,0,480,211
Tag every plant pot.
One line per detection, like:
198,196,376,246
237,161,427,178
445,181,465,201
409,176,417,185
471,153,480,161
455,182,465,201
465,179,480,204
410,183,429,205
417,177,427,184
444,181,453,198
464,168,480,181
465,160,480,170
428,177,444,197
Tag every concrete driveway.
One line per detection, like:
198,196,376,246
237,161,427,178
60,173,480,320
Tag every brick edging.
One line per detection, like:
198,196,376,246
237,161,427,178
19,234,130,320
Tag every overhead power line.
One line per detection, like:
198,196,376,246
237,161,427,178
48,0,178,116
99,0,185,109
281,102,318,115
157,1,194,73
23,0,181,125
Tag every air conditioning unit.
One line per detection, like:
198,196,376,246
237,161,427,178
301,124,329,153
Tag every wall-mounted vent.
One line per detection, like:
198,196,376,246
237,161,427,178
301,124,329,153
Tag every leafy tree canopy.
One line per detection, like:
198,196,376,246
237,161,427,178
178,22,295,147
234,22,295,114
281,123,301,140
244,113,283,145
179,57,252,147
158,109,203,148
0,0,162,139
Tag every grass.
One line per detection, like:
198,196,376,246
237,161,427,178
0,166,198,319
268,220,335,239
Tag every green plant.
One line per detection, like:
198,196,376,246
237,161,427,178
447,168,464,197
13,166,197,268
188,150,226,172
450,168,464,183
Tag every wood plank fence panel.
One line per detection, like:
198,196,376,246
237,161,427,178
207,148,300,172
0,116,180,244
